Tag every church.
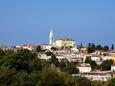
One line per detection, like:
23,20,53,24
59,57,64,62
49,29,76,48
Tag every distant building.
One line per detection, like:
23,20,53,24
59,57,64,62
37,53,51,60
110,56,115,64
41,44,52,50
102,56,112,61
77,63,91,73
80,47,88,54
72,71,112,81
111,65,115,71
55,38,76,48
109,50,115,56
91,54,101,62
22,44,36,51
93,50,109,56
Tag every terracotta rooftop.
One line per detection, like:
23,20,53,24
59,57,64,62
110,50,115,53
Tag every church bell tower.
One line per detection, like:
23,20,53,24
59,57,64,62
49,29,54,46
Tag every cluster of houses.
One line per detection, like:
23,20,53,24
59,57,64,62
1,30,115,81
4,43,115,81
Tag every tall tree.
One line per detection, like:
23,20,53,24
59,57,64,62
96,45,103,50
103,45,109,51
80,43,83,48
36,45,42,52
100,60,113,70
111,44,114,50
0,48,5,56
87,43,96,53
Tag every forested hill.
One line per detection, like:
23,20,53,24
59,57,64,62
0,48,114,86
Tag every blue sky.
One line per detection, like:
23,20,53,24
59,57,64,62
0,0,115,46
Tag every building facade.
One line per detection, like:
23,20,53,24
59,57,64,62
55,38,76,47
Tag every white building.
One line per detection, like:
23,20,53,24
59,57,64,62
109,50,115,56
111,65,115,71
37,53,51,60
91,54,101,62
72,72,112,81
41,44,52,50
102,56,112,61
77,64,91,73
22,44,35,51
93,50,109,56
71,46,79,53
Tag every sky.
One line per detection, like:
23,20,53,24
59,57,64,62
0,0,115,46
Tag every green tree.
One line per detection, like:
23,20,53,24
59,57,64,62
80,43,83,48
107,78,115,86
45,51,53,56
51,47,57,51
100,60,113,70
49,54,59,67
103,45,109,51
87,43,96,53
111,44,114,50
59,59,66,69
85,56,91,63
96,45,103,50
65,62,79,74
12,72,40,86
0,67,16,86
75,77,92,86
0,48,5,56
85,56,97,70
92,81,106,86
1,49,43,72
36,45,42,52
40,67,80,86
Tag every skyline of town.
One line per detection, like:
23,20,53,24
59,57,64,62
0,29,114,48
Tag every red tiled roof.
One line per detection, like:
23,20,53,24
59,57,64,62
91,54,101,57
110,50,115,53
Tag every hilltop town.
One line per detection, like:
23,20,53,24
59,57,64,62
0,30,115,82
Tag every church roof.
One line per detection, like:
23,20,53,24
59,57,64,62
57,38,74,41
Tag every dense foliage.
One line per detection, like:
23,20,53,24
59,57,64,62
87,43,110,53
0,49,90,86
0,48,114,86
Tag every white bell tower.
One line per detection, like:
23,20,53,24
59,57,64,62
49,29,54,46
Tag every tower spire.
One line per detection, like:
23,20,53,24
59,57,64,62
49,29,54,46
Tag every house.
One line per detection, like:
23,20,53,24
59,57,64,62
80,72,112,81
56,53,83,62
22,44,36,51
77,64,91,73
91,54,101,62
80,47,88,54
37,53,51,60
72,71,112,81
93,50,109,56
102,56,112,61
41,44,52,50
109,50,115,56
71,46,79,53
111,65,115,71
111,56,115,64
